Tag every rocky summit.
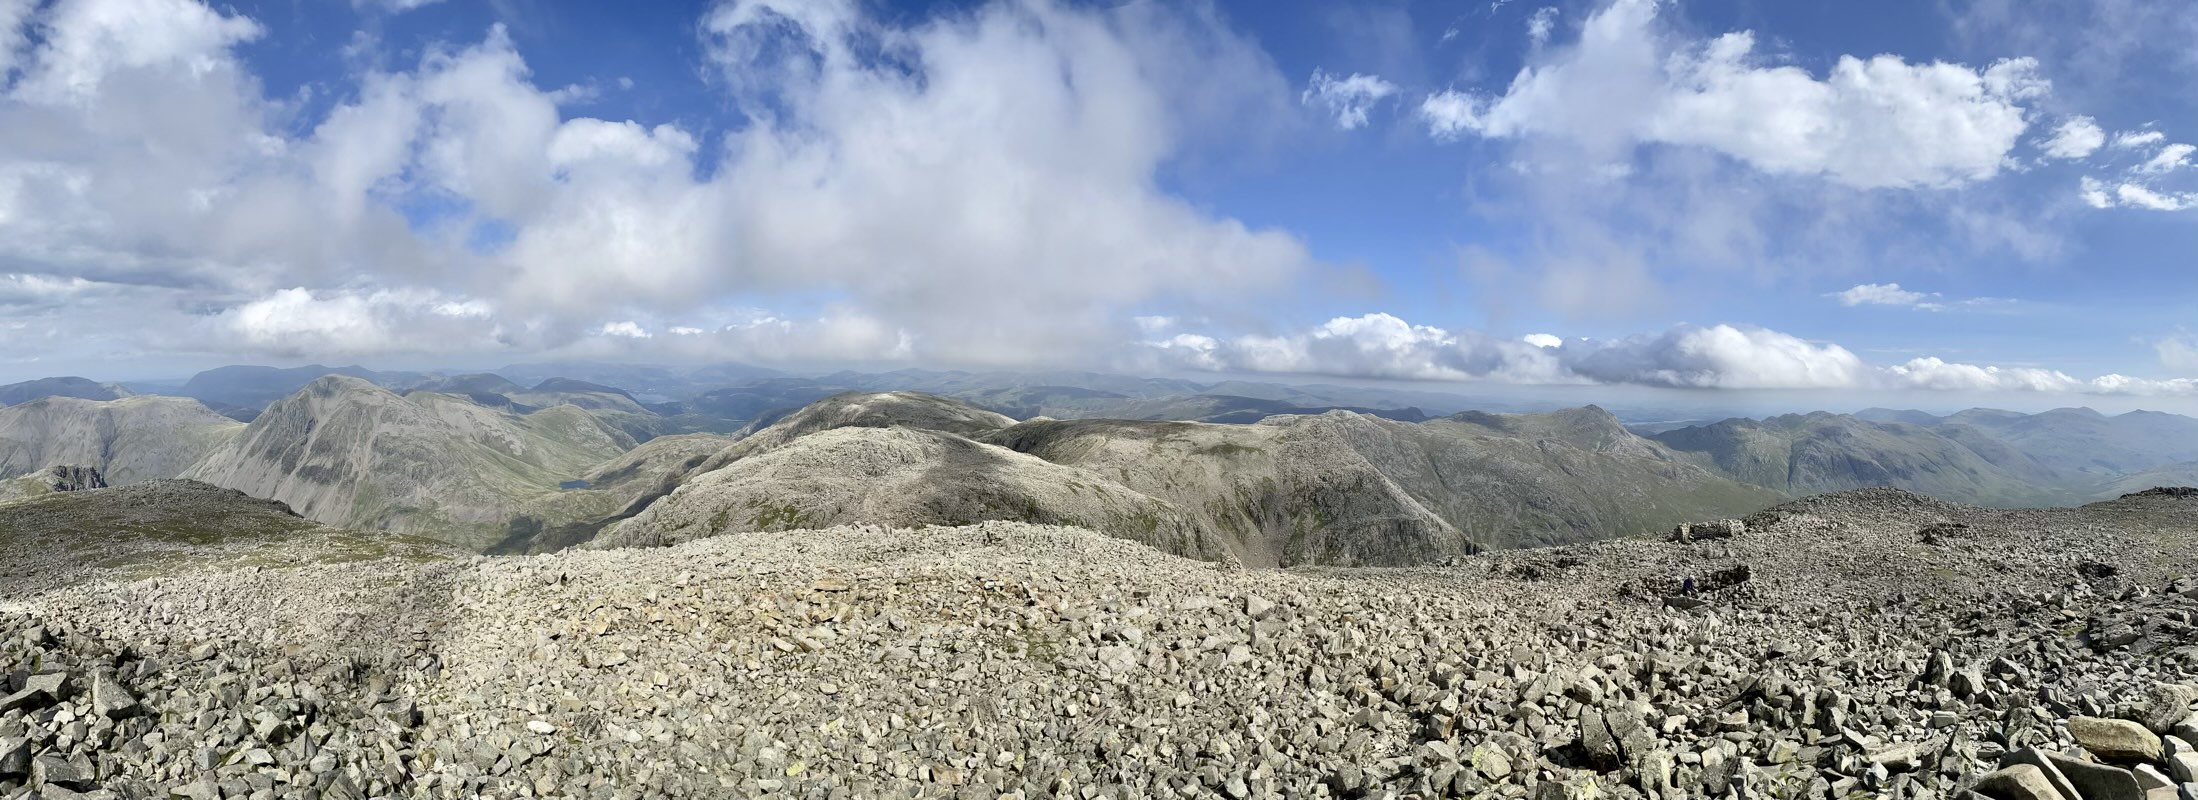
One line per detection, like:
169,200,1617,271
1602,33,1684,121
3,484,2198,798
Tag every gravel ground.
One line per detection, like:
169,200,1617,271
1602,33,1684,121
5,489,2198,798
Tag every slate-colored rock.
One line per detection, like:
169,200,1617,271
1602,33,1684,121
2043,750,2145,800
1974,764,2068,800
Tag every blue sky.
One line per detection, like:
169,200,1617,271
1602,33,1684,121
0,0,2194,406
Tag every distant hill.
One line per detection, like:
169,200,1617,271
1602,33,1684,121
0,376,133,405
183,376,635,548
0,479,456,593
601,425,1221,558
0,396,242,484
1651,412,2077,507
588,392,1778,565
997,405,1781,559
1655,406,2198,506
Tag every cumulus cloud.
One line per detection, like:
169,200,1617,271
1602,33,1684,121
2038,116,2105,159
2084,177,2198,212
0,0,1315,366
2113,130,2166,149
1301,68,1399,130
207,288,506,358
1828,283,1939,309
1418,90,1484,140
2137,142,2195,174
1143,314,2197,396
1425,0,2047,189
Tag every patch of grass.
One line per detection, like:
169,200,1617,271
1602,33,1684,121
748,503,818,531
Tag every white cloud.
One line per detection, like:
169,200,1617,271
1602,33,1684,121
1427,0,2047,189
14,0,265,103
2075,175,2197,213
0,0,1315,366
1146,313,1570,383
1418,90,1485,140
2038,116,2105,159
561,311,916,366
208,288,507,357
2116,183,2197,211
1301,68,1399,130
353,0,445,11
1526,7,1558,45
597,321,650,339
1143,314,2197,396
2113,130,2166,149
2080,176,2114,208
1565,324,1868,389
2137,142,2195,174
1828,283,1941,309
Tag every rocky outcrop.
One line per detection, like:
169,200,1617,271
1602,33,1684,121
0,396,242,484
0,465,105,503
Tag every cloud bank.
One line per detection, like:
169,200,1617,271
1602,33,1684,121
1144,314,2198,396
0,0,1311,366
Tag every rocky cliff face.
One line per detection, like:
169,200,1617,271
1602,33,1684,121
0,465,106,503
182,376,632,548
0,396,241,484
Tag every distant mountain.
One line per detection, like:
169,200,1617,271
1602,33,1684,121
183,376,635,548
0,396,242,484
1937,406,2198,476
180,364,426,411
587,393,1777,565
596,393,1220,559
998,405,1782,559
0,376,133,405
1852,408,1946,426
664,378,849,423
1653,406,2198,507
1651,412,2077,507
408,373,525,395
494,361,782,399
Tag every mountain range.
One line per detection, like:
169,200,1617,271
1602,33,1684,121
3,363,2195,568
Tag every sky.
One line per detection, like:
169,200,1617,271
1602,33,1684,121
0,0,2195,408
